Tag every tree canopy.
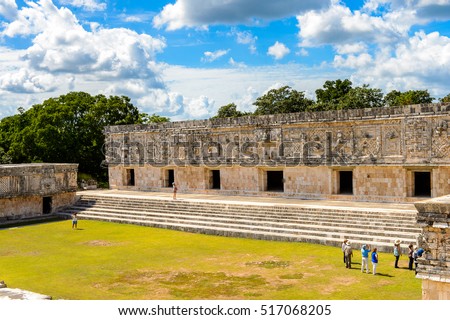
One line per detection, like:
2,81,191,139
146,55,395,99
212,103,249,118
384,89,434,106
253,86,314,115
439,93,450,103
210,80,440,118
0,92,156,181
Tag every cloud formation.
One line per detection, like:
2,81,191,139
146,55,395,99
333,31,450,97
58,0,107,11
0,0,17,20
153,0,329,30
201,49,229,63
267,42,290,60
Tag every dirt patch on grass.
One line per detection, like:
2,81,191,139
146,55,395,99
245,260,291,269
162,271,267,299
83,240,115,247
321,276,360,295
114,270,268,299
279,273,304,280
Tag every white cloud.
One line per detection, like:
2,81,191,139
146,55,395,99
296,48,309,57
267,41,290,60
335,42,368,55
229,57,246,68
136,89,184,115
163,64,336,118
183,95,214,119
0,68,57,93
153,0,329,30
416,0,450,20
346,31,450,96
58,0,106,11
1,0,80,38
201,49,229,62
1,0,166,80
333,53,373,69
297,2,412,47
230,29,258,54
0,0,17,20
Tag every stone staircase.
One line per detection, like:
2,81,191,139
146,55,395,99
59,193,421,253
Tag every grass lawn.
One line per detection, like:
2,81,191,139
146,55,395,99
0,220,421,300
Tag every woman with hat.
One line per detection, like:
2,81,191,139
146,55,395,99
394,239,401,268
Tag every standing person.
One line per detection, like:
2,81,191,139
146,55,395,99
408,244,414,270
172,182,178,200
361,244,371,273
344,241,353,269
371,248,378,275
415,247,424,275
341,239,348,265
394,239,401,268
71,213,78,229
413,246,419,274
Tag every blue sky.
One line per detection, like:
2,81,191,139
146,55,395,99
1,0,450,120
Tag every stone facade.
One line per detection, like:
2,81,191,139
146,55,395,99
0,163,78,222
415,195,450,299
104,103,450,202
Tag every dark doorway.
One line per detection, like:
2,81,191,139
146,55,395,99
167,169,174,187
267,171,284,192
126,169,135,186
414,172,431,197
43,197,52,214
211,170,221,189
339,171,353,194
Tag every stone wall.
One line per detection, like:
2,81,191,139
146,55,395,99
415,195,450,299
104,103,450,202
0,163,78,222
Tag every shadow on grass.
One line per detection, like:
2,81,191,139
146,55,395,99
374,273,394,277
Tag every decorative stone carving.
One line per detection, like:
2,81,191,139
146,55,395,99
415,195,450,300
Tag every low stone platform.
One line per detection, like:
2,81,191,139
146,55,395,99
0,282,51,300
59,190,420,253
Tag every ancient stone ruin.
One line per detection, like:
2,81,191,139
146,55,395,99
104,103,450,203
0,163,78,224
415,195,450,299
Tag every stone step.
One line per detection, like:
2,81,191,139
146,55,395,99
78,194,417,214
59,194,420,253
73,201,417,226
76,198,417,221
70,209,418,239
70,212,415,253
68,205,420,232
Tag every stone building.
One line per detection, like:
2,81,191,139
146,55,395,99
0,163,78,223
415,195,450,299
104,103,450,203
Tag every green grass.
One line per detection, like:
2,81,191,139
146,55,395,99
0,220,421,300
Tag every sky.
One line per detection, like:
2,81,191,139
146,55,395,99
0,0,450,120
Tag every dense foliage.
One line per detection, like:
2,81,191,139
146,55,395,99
212,79,443,118
0,92,168,181
253,86,315,115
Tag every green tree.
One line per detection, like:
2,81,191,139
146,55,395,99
439,93,450,103
253,86,314,115
0,92,152,181
212,103,249,118
140,113,170,123
338,85,384,109
383,90,402,107
315,79,353,110
384,90,434,106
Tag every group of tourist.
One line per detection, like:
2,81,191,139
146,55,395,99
342,239,424,275
342,239,378,274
